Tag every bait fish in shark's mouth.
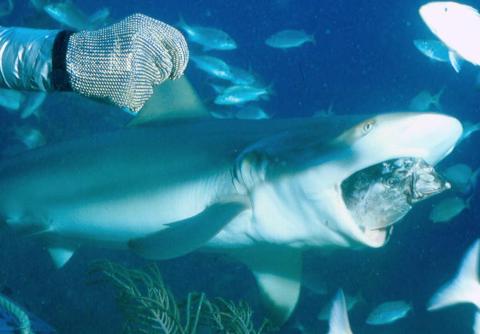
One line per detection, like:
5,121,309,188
341,157,450,241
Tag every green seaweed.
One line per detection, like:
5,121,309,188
89,260,276,334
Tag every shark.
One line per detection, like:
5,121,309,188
0,78,463,323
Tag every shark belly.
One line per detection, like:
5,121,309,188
0,125,240,248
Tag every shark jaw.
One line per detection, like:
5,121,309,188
249,112,463,250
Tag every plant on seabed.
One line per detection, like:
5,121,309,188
89,260,276,334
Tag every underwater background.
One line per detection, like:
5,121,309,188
0,0,479,333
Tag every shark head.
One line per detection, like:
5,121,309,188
419,2,480,65
307,112,462,248
251,112,463,249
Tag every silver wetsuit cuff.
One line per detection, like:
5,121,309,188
0,27,73,91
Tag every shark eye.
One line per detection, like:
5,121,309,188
362,120,375,134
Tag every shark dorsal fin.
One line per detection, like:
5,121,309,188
128,77,210,127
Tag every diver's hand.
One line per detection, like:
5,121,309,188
62,14,189,113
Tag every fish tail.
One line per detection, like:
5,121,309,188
471,122,480,136
265,82,276,96
310,34,316,45
177,14,189,31
432,86,446,111
471,166,480,189
427,239,480,311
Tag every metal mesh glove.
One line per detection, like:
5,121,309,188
65,14,189,113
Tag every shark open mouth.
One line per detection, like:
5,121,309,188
341,157,450,245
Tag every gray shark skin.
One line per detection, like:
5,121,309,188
0,112,462,323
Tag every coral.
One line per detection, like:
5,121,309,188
89,260,275,334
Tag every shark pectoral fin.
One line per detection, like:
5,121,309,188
129,200,248,260
237,247,302,324
128,76,210,126
47,247,75,268
448,50,463,73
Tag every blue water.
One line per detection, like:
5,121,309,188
0,0,479,333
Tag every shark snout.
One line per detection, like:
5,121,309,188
405,113,462,165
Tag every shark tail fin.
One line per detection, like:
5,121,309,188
428,239,480,311
328,289,353,334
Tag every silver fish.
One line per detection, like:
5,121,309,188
20,92,47,119
0,88,25,111
44,3,110,31
228,66,257,86
420,2,480,72
459,121,480,143
342,157,450,230
429,196,469,223
190,55,233,81
413,39,450,62
209,105,270,120
265,29,315,49
214,85,272,105
408,88,444,111
209,83,227,94
235,105,271,120
14,126,46,150
178,17,237,51
366,300,412,325
442,163,480,194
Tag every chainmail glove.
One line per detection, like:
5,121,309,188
64,14,189,113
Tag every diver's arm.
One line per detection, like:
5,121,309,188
0,26,60,91
0,14,189,113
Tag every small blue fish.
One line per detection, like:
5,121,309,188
178,17,237,51
190,55,232,81
366,300,412,325
14,125,46,150
0,88,24,111
20,92,47,119
265,29,315,49
214,85,272,105
228,66,257,86
235,105,270,120
44,3,109,31
413,39,450,63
